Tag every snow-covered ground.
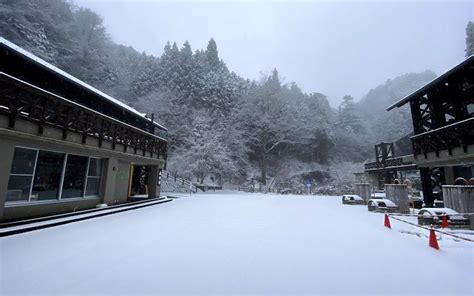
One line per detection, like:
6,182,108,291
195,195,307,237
1,192,473,295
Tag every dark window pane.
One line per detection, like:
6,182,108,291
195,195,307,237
88,158,102,177
31,151,65,201
62,155,88,198
10,148,37,174
6,176,32,201
86,178,100,196
468,103,474,115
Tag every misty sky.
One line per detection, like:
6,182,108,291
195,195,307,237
75,0,472,106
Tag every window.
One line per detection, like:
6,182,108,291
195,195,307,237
6,147,103,203
31,151,65,201
467,103,474,115
6,148,37,202
62,155,89,198
85,158,102,196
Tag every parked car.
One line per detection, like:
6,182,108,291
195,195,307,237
342,194,365,205
418,208,469,228
367,199,399,213
279,188,294,195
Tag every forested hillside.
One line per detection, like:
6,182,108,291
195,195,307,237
0,0,436,187
357,71,436,143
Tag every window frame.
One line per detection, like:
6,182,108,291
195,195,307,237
61,154,90,199
29,149,67,202
5,146,103,205
84,157,103,198
6,146,39,203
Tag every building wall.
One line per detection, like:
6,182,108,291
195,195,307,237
2,198,101,221
0,138,16,220
414,144,474,168
0,120,165,222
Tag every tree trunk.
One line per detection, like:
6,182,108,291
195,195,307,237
261,130,267,185
261,155,267,185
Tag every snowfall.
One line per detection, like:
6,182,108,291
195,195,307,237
1,192,473,295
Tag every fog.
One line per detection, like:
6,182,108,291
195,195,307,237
75,0,472,106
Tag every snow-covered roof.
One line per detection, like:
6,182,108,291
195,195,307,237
421,208,460,216
369,199,398,207
386,55,474,111
343,195,363,200
0,37,167,131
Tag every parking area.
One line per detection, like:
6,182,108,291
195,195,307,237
1,192,473,295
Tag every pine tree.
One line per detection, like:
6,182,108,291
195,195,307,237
205,38,220,71
242,70,290,185
466,21,474,57
338,95,363,134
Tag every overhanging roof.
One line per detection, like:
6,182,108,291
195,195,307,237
386,55,474,111
0,37,167,131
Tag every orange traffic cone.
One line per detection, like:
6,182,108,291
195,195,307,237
384,213,391,229
429,225,439,250
441,213,449,229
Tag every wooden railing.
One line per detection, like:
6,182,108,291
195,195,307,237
411,117,474,158
364,156,416,171
364,161,382,171
0,72,167,159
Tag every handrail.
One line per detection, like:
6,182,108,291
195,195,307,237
160,170,197,193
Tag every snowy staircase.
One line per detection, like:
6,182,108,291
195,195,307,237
160,170,197,194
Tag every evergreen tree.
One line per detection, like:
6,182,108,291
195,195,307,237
466,21,474,57
205,38,220,71
0,0,443,187
338,95,363,134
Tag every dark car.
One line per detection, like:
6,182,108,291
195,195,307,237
418,208,469,228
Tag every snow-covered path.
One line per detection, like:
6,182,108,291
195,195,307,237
1,193,473,295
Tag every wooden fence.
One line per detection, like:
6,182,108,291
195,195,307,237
354,183,371,203
385,184,410,214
